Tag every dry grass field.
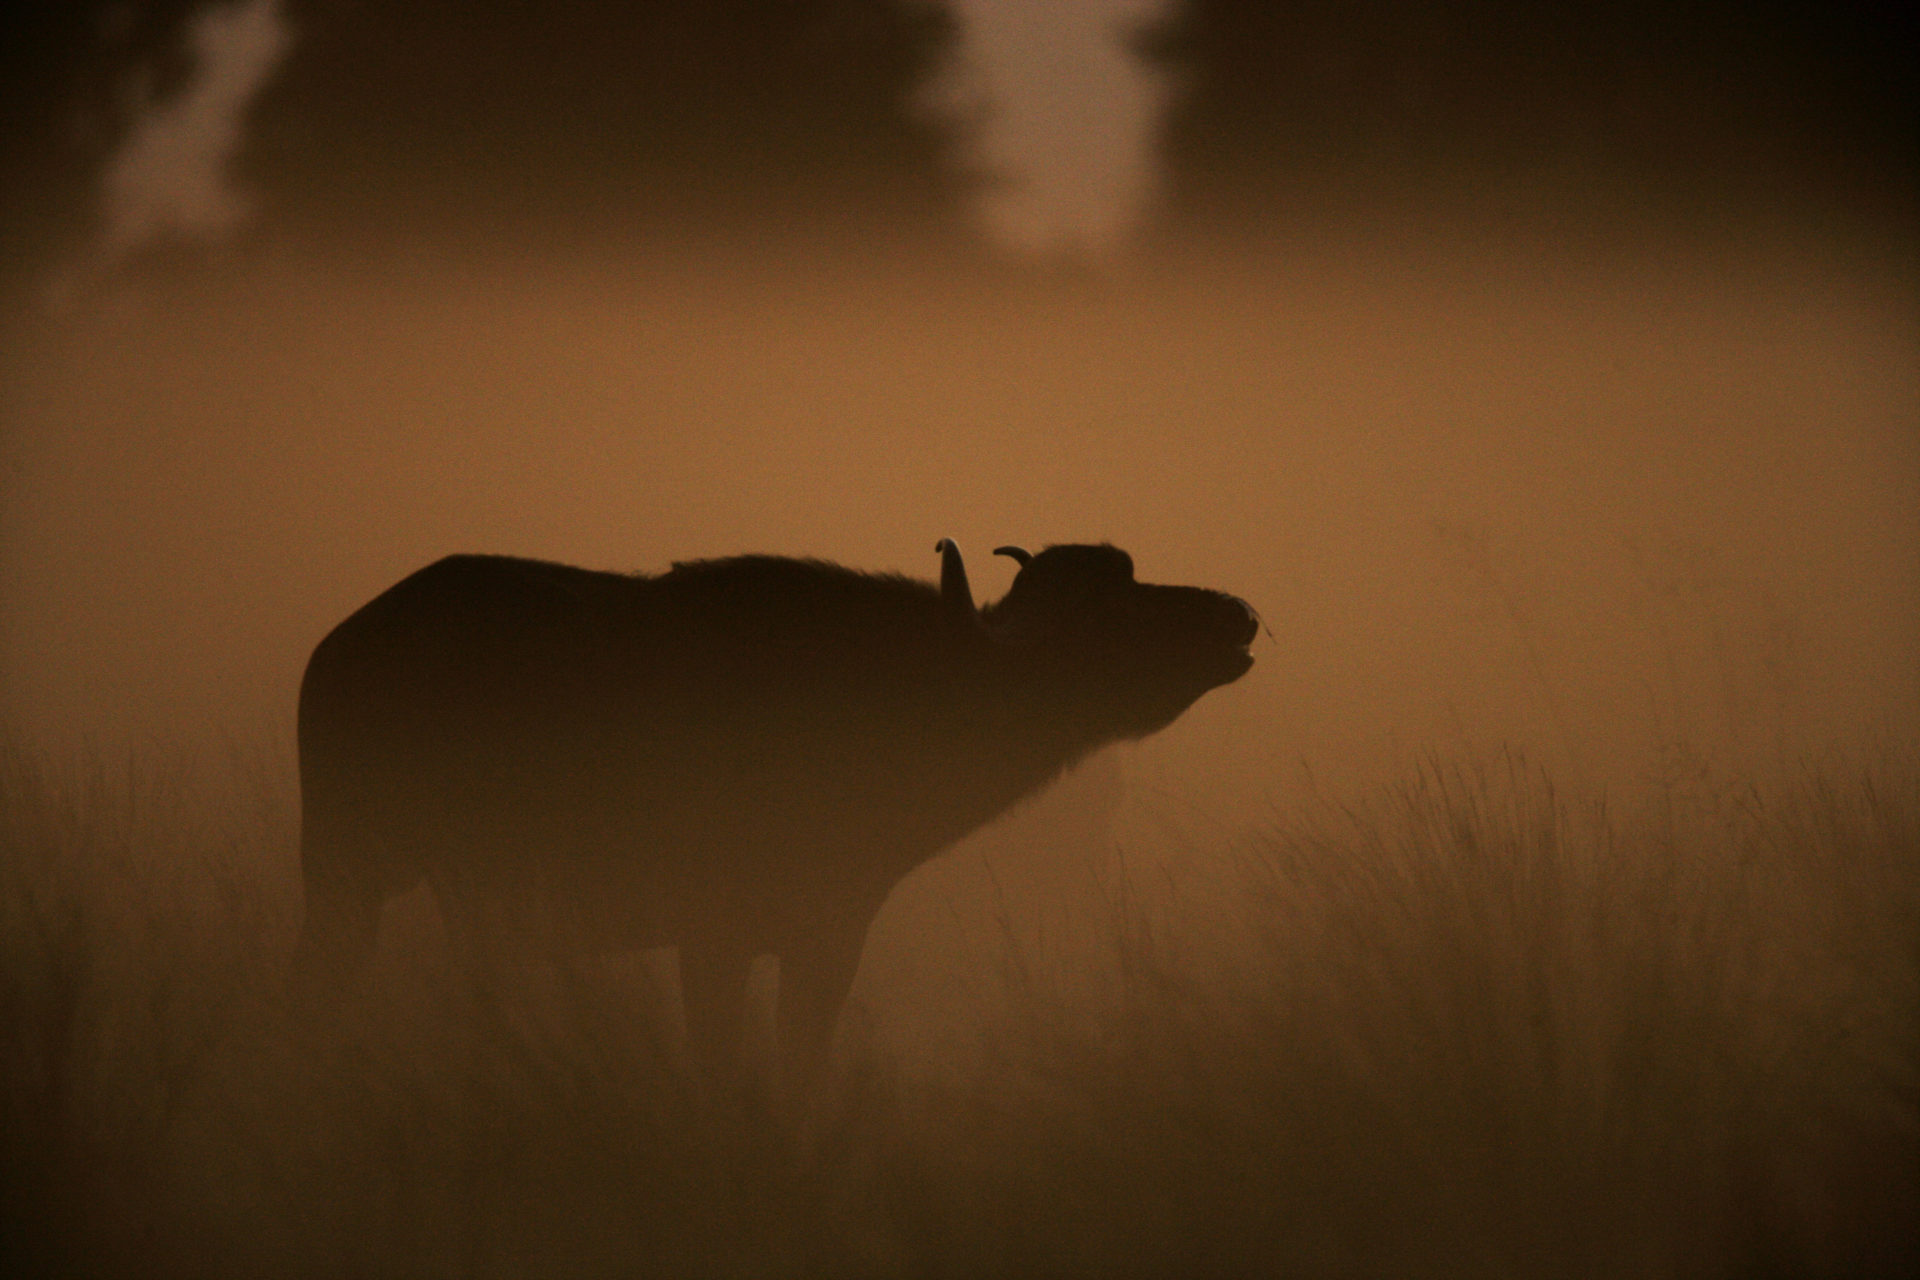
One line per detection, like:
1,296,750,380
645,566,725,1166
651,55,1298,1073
3,738,1913,1278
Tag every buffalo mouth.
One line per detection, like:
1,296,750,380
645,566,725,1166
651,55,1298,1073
1167,636,1252,697
1216,597,1260,678
1132,590,1261,687
1186,603,1257,685
1218,643,1256,681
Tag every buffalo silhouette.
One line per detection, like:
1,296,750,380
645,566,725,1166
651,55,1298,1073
293,540,1257,1091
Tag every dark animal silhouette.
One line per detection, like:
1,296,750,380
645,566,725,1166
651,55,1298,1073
293,540,1257,1090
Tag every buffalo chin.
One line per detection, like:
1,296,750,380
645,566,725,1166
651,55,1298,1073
1102,655,1251,739
1189,642,1255,691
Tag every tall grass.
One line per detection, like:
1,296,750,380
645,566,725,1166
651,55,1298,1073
3,742,1914,1277
867,756,1918,1277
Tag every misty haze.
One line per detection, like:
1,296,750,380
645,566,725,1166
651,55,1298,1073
2,2,1915,1276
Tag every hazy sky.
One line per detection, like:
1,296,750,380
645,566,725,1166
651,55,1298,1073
2,0,1915,820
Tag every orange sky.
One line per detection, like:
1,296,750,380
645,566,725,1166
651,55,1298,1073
1,1,1914,828
3,224,1914,830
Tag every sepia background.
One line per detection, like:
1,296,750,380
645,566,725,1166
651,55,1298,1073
3,0,1913,795
2,2,1915,1274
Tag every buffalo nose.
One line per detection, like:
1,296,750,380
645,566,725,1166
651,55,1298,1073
1224,595,1259,646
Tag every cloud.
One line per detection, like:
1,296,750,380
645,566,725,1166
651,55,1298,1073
941,0,1170,258
94,0,293,268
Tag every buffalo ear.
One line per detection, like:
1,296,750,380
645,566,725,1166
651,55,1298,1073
935,538,980,627
993,545,1033,567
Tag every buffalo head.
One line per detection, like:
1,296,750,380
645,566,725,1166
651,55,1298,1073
937,539,1258,739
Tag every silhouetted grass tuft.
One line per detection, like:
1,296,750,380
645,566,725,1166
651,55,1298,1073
4,742,1914,1277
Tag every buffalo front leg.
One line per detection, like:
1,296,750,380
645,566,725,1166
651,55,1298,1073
678,942,753,1092
773,922,871,1107
289,860,384,998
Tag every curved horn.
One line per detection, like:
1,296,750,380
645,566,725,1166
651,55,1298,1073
993,545,1033,567
934,538,978,626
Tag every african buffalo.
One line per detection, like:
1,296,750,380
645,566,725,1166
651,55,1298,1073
293,540,1256,1091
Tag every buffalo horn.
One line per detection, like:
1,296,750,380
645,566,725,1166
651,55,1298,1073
993,545,1033,567
935,538,978,625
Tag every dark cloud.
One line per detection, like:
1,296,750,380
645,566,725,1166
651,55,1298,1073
239,0,975,253
1142,0,1919,237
